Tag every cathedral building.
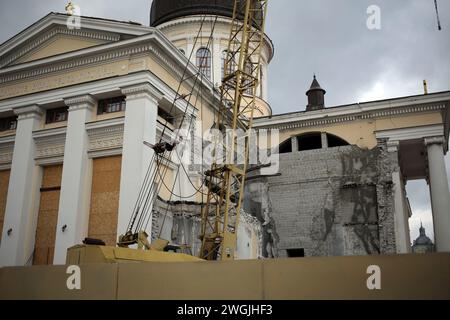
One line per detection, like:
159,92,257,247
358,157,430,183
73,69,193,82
0,0,449,267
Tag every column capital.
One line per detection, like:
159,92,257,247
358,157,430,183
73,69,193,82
387,140,400,153
121,83,163,102
64,94,96,111
424,136,446,147
13,105,43,120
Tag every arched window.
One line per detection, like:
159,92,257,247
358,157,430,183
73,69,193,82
279,139,292,154
327,133,349,148
196,47,211,79
277,132,350,154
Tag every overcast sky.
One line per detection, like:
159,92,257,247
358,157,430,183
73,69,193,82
0,0,449,244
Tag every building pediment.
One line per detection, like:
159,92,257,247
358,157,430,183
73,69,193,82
0,13,151,68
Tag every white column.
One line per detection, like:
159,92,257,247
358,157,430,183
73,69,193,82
117,83,162,238
261,62,268,101
0,105,43,266
212,36,222,87
291,136,298,152
186,36,194,64
321,132,328,149
53,95,95,264
425,136,450,252
387,140,410,254
173,114,198,201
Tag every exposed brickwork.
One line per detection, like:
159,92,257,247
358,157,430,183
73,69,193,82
245,144,397,258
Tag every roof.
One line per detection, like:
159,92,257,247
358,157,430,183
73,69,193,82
150,0,264,29
255,90,450,121
306,75,326,95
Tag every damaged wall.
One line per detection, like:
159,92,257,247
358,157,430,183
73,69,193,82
150,198,262,259
244,143,397,258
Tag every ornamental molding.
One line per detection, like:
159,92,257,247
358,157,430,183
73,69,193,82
375,123,444,142
121,83,164,101
33,126,67,161
255,103,447,130
65,94,96,108
0,135,15,167
0,72,202,120
0,43,153,84
14,105,44,121
0,26,121,68
424,136,446,147
0,40,209,102
87,117,124,157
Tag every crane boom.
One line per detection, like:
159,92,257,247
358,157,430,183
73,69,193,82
199,0,269,261
434,0,442,31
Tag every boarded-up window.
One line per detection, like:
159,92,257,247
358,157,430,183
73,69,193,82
33,165,63,265
88,156,122,246
0,170,11,240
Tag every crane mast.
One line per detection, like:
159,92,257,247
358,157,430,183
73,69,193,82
199,0,269,261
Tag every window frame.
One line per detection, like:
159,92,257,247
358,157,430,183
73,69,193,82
45,107,69,124
196,47,212,79
97,96,127,115
0,116,18,132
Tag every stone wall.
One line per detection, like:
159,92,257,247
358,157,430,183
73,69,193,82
244,143,397,258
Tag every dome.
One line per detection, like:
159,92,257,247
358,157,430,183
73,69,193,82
150,0,263,28
414,235,433,246
413,224,434,246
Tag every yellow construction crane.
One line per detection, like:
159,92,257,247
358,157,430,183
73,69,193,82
67,0,269,264
199,0,269,261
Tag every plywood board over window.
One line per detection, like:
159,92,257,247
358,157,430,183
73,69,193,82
33,165,63,265
0,170,11,240
88,156,122,246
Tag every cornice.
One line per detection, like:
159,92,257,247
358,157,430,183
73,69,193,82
0,43,152,84
255,103,447,130
375,124,444,142
0,72,201,119
0,26,121,68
